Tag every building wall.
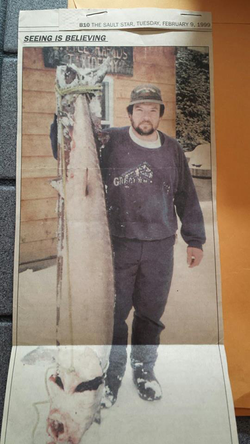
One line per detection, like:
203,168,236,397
21,48,58,266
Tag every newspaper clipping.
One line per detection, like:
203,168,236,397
1,8,239,444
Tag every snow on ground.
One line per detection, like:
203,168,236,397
3,345,237,444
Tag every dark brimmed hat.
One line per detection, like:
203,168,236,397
129,84,163,106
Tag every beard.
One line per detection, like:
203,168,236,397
134,125,155,136
132,121,155,136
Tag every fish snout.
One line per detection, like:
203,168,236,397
47,411,69,442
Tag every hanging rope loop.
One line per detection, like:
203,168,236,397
55,83,102,97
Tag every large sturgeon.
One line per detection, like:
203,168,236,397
43,60,115,443
52,61,114,347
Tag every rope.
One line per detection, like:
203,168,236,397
32,400,50,444
31,365,54,444
55,83,102,97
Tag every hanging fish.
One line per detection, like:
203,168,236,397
53,58,114,347
42,58,115,443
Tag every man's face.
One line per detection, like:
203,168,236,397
129,102,161,137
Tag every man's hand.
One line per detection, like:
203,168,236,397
187,247,203,268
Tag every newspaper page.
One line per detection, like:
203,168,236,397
1,8,239,444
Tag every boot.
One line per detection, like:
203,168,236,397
101,345,127,408
132,366,162,401
131,345,162,401
101,372,123,408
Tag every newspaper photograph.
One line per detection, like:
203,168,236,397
1,8,239,444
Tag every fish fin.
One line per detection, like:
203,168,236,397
22,347,56,366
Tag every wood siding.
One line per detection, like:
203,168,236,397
21,48,57,265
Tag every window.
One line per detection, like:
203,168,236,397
101,76,114,128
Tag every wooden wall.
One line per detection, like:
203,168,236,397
20,46,176,267
20,48,58,266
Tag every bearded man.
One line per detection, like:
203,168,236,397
99,84,205,406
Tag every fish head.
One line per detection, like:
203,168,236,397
46,347,104,444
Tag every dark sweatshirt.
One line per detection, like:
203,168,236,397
50,119,206,249
100,127,205,248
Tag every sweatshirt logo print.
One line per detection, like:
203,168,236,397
113,162,153,187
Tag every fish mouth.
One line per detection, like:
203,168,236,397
47,417,66,442
50,419,64,437
47,411,69,443
47,410,84,444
